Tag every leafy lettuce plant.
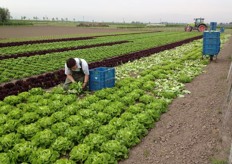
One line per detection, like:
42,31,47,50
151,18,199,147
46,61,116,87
103,105,122,117
17,123,40,139
19,112,39,124
0,104,14,114
65,115,83,126
85,152,116,164
7,108,22,119
120,112,134,121
51,122,70,136
3,95,22,106
51,136,74,155
100,140,128,160
89,103,105,112
27,95,44,103
61,104,78,115
125,120,148,138
37,116,55,129
115,128,140,148
109,117,126,130
0,114,7,124
0,133,21,151
69,144,91,162
0,153,10,164
77,109,96,119
51,111,69,122
48,100,64,112
50,86,65,94
83,95,100,104
35,106,53,117
64,126,85,143
10,141,35,163
125,105,143,114
54,158,76,164
29,148,59,164
28,87,45,95
97,124,117,140
61,94,77,104
82,118,100,134
145,99,168,113
139,94,155,104
31,129,57,148
3,119,20,133
83,133,108,151
96,112,111,124
134,112,155,129
67,82,83,95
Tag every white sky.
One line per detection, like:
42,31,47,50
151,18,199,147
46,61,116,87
1,0,231,23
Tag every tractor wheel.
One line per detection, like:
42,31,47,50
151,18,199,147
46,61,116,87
198,24,207,32
185,25,193,32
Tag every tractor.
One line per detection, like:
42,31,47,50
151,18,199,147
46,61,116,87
185,18,208,32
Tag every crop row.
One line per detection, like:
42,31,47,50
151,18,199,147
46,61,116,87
0,32,201,84
0,36,202,100
0,41,130,60
0,32,193,56
0,39,212,163
0,31,154,47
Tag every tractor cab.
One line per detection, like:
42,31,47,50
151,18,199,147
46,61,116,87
194,18,205,26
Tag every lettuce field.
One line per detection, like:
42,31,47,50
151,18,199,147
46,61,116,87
0,30,230,164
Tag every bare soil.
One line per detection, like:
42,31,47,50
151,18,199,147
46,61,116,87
0,26,135,39
119,37,232,164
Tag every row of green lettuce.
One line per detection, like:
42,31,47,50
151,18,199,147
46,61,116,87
0,32,200,83
0,32,183,55
0,35,230,164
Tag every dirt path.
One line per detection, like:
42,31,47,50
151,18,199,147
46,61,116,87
119,36,232,164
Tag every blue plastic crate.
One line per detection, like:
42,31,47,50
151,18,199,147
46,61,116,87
203,38,220,45
203,32,220,38
203,43,220,49
210,22,217,31
203,31,220,38
89,80,104,91
89,67,115,81
220,27,225,33
203,46,220,55
203,49,219,55
105,78,115,88
89,78,115,91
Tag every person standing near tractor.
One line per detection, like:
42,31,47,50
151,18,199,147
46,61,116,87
63,58,89,90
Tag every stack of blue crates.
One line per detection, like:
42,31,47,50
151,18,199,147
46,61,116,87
89,67,115,91
220,27,225,33
203,31,220,56
210,22,217,31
